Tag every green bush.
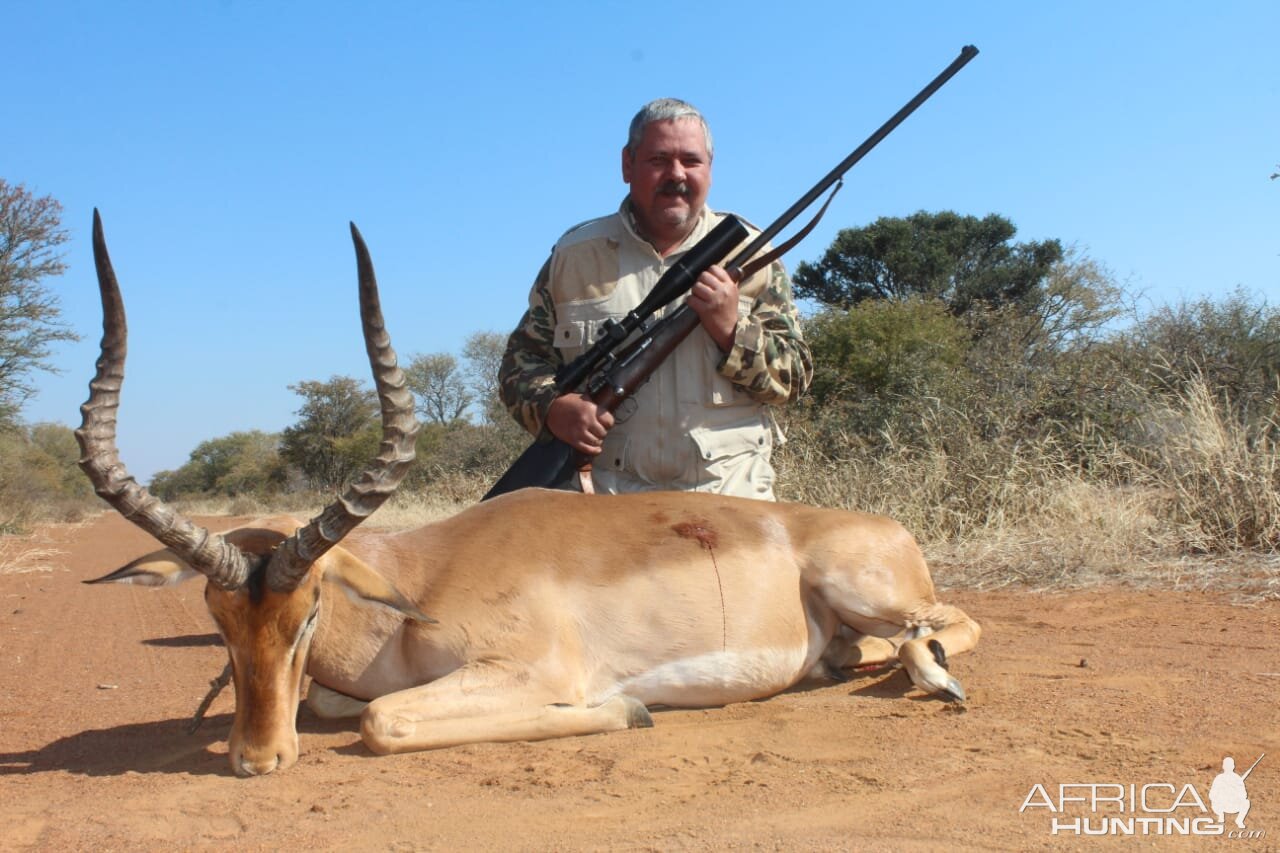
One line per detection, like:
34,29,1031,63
0,422,98,532
1123,288,1280,424
796,299,963,454
151,430,288,500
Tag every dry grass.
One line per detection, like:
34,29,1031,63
1132,379,1280,552
0,497,99,537
775,379,1280,600
0,492,87,573
927,481,1165,590
165,488,467,531
362,491,468,529
0,532,65,575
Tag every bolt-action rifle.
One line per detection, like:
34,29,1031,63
482,45,979,501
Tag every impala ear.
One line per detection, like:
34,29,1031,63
321,547,437,624
84,549,202,587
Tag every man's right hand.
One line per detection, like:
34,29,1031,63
546,393,615,455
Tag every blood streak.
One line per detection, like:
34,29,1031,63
671,519,719,550
672,519,726,649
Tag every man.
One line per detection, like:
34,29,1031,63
499,98,812,500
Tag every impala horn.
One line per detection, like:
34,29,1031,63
77,210,257,590
263,223,419,592
77,214,420,593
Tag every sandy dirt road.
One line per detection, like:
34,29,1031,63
1,513,1277,851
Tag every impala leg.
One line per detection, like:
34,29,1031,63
359,665,652,755
363,697,651,754
306,682,371,719
819,625,899,674
896,602,981,701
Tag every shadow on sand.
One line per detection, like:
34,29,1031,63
142,633,223,648
0,710,361,778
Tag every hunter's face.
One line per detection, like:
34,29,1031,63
622,117,712,253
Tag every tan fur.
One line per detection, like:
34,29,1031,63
99,491,979,775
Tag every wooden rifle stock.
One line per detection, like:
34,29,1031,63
585,304,700,409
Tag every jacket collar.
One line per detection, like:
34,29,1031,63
618,197,716,258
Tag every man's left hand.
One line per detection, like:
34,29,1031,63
687,264,738,352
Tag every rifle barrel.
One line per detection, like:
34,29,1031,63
727,44,979,273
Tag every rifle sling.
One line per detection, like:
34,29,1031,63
733,179,843,282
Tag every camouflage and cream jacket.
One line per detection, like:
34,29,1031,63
498,200,812,500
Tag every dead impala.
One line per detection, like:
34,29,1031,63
78,212,981,777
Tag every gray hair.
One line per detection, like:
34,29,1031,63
625,98,714,159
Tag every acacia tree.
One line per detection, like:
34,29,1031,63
280,376,378,490
793,211,1063,317
405,353,472,425
0,180,78,426
793,213,1129,451
461,330,512,426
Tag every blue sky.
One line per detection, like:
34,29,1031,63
10,1,1278,482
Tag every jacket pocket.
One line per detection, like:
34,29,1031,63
552,318,591,360
686,417,775,498
554,300,626,362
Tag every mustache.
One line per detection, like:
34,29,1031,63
657,180,690,197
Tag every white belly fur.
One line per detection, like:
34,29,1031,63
605,645,812,708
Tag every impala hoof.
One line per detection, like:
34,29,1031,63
940,676,966,703
620,695,653,729
822,662,852,683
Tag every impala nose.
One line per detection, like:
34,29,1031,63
236,753,281,777
232,741,298,776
